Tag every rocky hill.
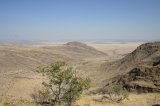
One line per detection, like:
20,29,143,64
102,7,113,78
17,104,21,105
104,42,160,93
117,42,160,71
104,42,160,73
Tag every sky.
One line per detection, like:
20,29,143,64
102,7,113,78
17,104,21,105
0,0,160,42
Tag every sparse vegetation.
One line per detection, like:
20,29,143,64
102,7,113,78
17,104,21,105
0,42,160,106
147,94,160,106
104,84,129,103
1,97,33,106
35,61,90,106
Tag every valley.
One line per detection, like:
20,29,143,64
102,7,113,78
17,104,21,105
0,41,160,106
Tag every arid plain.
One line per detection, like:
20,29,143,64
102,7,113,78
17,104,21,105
0,41,159,106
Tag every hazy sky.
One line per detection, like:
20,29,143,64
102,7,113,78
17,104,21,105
0,0,160,41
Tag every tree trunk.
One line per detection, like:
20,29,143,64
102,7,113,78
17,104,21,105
58,83,62,106
69,84,72,106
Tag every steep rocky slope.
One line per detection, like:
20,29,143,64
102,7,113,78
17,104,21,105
105,64,160,93
104,42,160,93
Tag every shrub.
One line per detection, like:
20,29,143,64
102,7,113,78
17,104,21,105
34,61,90,106
105,84,129,103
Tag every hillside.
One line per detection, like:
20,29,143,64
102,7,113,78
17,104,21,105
65,42,107,55
102,42,160,75
0,42,107,99
0,42,160,106
0,42,107,72
102,42,160,93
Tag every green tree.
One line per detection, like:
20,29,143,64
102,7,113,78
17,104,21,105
36,61,90,106
63,77,90,106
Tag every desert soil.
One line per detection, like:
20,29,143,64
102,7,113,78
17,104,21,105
2,42,157,106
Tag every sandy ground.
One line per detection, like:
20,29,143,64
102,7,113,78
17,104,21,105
32,42,142,59
87,42,142,59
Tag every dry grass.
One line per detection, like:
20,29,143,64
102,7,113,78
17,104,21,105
76,93,160,106
1,42,149,106
0,42,107,99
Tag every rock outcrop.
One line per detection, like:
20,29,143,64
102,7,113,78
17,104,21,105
105,42,160,93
